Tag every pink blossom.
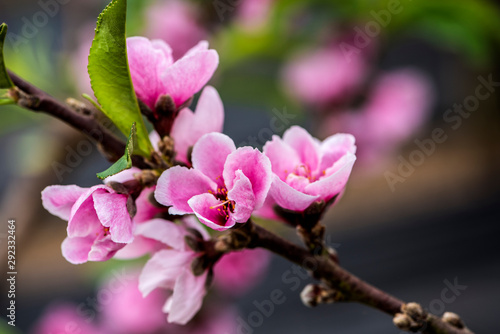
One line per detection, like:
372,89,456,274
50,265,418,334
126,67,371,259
259,126,356,216
99,271,167,334
104,167,167,260
155,132,273,231
145,0,207,60
214,248,270,296
127,37,219,110
237,0,274,30
282,44,367,107
41,184,134,264
323,69,433,163
170,86,224,164
138,217,210,325
30,303,99,334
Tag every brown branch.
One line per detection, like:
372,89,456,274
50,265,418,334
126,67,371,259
247,221,473,334
7,71,148,168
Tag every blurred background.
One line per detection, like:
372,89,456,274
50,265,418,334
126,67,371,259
0,0,499,333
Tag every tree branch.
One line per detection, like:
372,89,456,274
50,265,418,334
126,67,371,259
7,71,148,167
247,221,473,334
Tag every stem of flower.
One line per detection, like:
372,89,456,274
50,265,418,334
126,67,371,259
7,70,149,168
247,221,474,334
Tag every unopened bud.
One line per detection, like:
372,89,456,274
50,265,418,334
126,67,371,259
158,135,176,159
393,313,412,331
300,284,320,308
442,312,464,329
402,302,425,321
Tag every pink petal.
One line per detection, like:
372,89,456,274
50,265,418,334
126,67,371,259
223,147,272,210
270,174,319,211
282,126,320,171
135,219,187,250
188,193,236,231
318,133,356,173
263,135,301,181
165,267,207,325
139,249,194,296
67,186,106,238
61,236,94,264
155,166,217,215
171,86,224,164
93,191,134,243
191,133,235,187
227,170,255,223
41,185,87,221
160,49,219,107
305,153,356,201
183,40,209,57
114,236,159,260
88,236,125,262
105,167,141,184
127,37,174,109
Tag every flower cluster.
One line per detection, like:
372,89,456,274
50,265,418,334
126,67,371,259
42,37,356,326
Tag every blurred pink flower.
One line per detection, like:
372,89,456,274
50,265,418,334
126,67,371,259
185,307,238,334
282,44,367,107
42,185,134,264
214,248,270,296
127,37,219,110
139,217,210,325
171,86,225,164
155,132,272,231
99,272,167,334
323,69,433,163
237,0,274,30
259,126,356,217
30,303,99,334
145,0,207,60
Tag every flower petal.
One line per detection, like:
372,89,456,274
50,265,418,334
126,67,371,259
227,170,255,223
305,153,356,200
223,147,272,210
127,37,174,109
188,193,236,231
270,174,319,211
139,249,194,296
263,135,301,181
191,132,235,187
318,133,356,173
166,267,207,325
93,191,134,243
88,236,125,262
61,236,94,264
67,186,107,238
171,86,224,164
41,185,87,221
155,166,217,215
159,49,219,107
135,219,186,250
113,236,159,260
282,126,320,171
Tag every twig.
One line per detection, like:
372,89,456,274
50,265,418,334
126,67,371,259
247,221,473,334
7,71,148,167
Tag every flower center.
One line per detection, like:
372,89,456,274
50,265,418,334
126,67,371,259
286,164,326,183
208,187,235,220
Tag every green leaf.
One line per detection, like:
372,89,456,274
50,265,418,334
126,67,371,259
0,23,14,89
88,0,152,157
97,122,136,179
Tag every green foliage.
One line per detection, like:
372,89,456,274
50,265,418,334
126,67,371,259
0,23,14,89
97,122,136,179
88,0,152,157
